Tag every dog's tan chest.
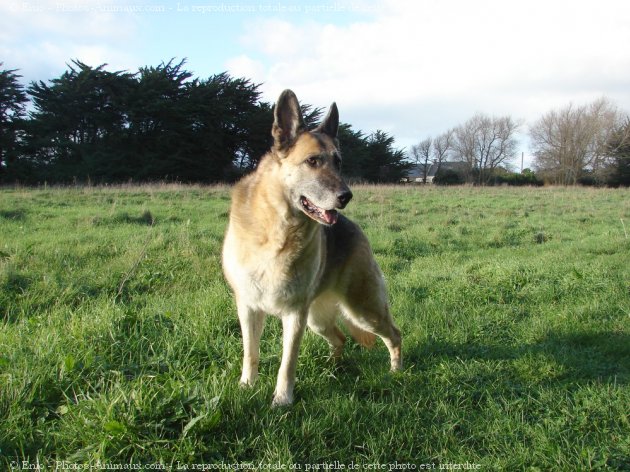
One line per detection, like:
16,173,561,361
223,224,325,315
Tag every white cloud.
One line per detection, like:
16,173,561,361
0,0,140,82
226,0,630,156
224,55,266,83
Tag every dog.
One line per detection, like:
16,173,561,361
222,90,402,407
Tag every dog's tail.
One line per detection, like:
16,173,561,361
341,317,376,348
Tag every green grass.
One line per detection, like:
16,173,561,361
1,184,629,470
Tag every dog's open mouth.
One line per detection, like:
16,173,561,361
300,196,339,225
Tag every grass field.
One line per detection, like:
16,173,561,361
1,184,629,470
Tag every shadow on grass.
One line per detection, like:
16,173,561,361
407,330,630,385
0,208,27,220
1,271,31,323
112,210,154,225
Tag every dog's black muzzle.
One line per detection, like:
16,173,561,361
336,189,353,209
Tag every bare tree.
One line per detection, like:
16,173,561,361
452,118,477,181
410,137,432,183
452,113,520,184
529,97,623,185
432,128,454,176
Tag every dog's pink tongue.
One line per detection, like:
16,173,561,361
323,210,339,225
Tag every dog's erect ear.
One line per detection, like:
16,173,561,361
316,102,339,139
272,89,305,150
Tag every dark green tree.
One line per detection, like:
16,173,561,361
363,130,410,182
337,123,369,180
123,59,195,180
235,101,273,172
0,65,29,180
6,59,408,184
23,59,263,182
184,72,262,181
124,62,261,182
27,60,135,181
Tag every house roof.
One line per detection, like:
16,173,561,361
407,161,470,178
407,163,430,179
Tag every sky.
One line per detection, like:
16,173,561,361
2,0,630,168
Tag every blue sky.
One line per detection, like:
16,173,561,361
2,0,630,168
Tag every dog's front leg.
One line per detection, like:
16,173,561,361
237,303,266,387
272,311,307,407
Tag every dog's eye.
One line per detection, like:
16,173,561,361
306,156,319,168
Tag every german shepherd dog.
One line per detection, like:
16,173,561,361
222,90,402,407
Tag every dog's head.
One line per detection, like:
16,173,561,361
272,89,352,226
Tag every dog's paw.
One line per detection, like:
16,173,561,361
329,345,344,360
239,376,258,388
271,392,293,408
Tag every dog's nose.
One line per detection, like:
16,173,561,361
336,189,353,208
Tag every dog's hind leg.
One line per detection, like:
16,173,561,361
341,274,402,372
343,302,402,371
307,294,346,359
371,309,402,372
237,303,266,387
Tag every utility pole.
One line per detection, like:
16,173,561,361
521,152,524,173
